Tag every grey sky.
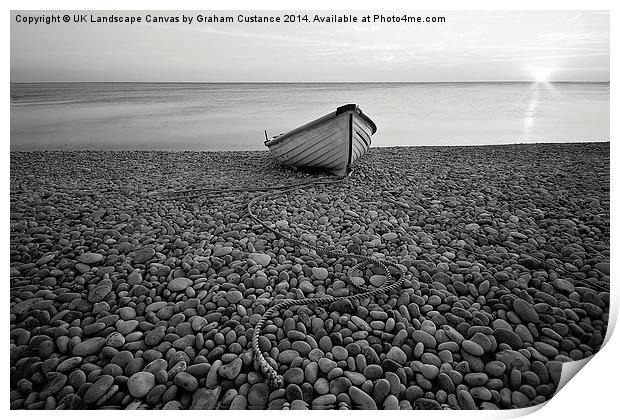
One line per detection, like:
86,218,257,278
11,10,609,82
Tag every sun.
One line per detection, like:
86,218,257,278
532,68,552,84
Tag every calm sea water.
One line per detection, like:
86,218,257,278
10,82,609,151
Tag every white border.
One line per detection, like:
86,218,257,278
3,1,616,420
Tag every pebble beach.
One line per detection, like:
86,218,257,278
9,142,610,410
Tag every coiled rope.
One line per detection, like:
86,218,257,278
165,171,609,388
245,179,408,388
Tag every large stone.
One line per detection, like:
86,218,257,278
127,372,156,398
77,252,104,265
219,358,242,379
496,350,531,372
386,346,407,364
167,277,192,292
174,372,198,392
213,246,233,257
412,330,436,348
134,247,156,264
83,374,114,404
191,387,221,410
248,383,269,408
73,337,106,356
249,253,271,267
513,299,539,323
494,328,523,350
226,290,243,304
349,386,377,409
311,267,329,281
88,281,113,303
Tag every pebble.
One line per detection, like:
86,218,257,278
191,387,221,410
248,383,269,407
311,267,329,280
494,328,523,350
127,372,156,398
513,299,540,323
299,281,314,294
412,330,436,348
283,367,304,385
167,277,192,292
219,357,242,379
72,337,106,356
134,247,155,264
349,386,377,409
226,290,243,303
249,253,271,267
77,252,104,264
83,375,114,404
462,340,485,356
386,346,407,364
370,275,386,287
213,246,233,257
174,372,198,392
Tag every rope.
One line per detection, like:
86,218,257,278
164,171,609,388
245,178,407,388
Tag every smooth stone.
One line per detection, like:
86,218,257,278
312,394,337,408
462,340,485,356
167,277,192,292
494,328,523,350
73,337,106,357
349,386,377,409
412,330,436,348
370,275,387,287
174,372,198,392
382,232,398,241
226,290,243,304
77,252,104,264
312,267,329,281
485,361,506,377
414,398,441,410
318,357,337,374
134,247,155,264
330,377,352,395
386,346,407,364
248,383,269,407
332,346,348,361
230,395,248,410
191,387,221,409
464,372,488,386
213,246,233,257
56,356,82,372
219,358,243,379
127,372,156,398
39,373,67,398
457,389,477,409
249,253,271,267
299,281,315,294
421,364,439,380
513,299,540,323
363,364,383,380
83,374,114,404
283,367,304,385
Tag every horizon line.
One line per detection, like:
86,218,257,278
10,80,611,84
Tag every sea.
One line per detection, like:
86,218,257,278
10,82,610,151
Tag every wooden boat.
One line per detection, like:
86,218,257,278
264,104,377,176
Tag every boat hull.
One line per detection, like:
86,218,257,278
265,104,376,176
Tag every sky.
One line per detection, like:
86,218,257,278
10,10,610,82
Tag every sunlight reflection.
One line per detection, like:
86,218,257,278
523,75,556,135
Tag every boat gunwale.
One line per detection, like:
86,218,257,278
264,104,377,148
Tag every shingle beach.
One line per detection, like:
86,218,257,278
10,142,610,410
